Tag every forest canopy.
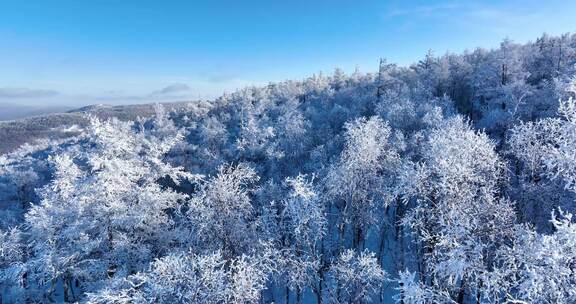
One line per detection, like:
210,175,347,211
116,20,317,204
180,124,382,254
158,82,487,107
1,33,576,303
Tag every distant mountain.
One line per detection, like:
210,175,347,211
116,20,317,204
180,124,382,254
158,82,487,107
0,103,74,121
0,101,193,154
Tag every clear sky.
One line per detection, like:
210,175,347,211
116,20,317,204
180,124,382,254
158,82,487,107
0,0,575,106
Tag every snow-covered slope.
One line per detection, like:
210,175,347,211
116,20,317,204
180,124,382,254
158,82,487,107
0,101,193,154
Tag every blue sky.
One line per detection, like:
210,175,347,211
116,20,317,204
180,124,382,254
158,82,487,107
0,0,575,106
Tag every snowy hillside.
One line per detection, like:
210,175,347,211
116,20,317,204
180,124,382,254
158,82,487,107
0,102,193,154
0,104,73,121
1,33,576,303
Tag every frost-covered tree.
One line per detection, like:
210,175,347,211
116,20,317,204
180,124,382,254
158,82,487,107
497,81,576,303
19,116,193,302
278,174,326,302
487,211,576,304
542,88,576,191
282,174,326,251
0,228,26,302
328,249,386,304
326,116,398,250
88,249,275,304
187,163,260,257
395,270,454,304
402,116,516,302
508,80,576,228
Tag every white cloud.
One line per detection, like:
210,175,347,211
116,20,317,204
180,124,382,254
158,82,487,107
149,83,191,96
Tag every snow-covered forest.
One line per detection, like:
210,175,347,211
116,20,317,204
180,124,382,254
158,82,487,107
1,33,576,303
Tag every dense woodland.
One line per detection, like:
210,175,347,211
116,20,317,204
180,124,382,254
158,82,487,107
1,33,576,303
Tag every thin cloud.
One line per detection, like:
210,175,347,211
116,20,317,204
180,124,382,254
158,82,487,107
150,83,191,97
87,84,195,104
0,87,59,99
385,1,546,39
198,72,240,84
0,80,260,106
386,2,462,18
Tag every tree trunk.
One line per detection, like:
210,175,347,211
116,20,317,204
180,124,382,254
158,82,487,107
338,217,347,253
476,279,483,304
316,284,323,304
395,204,406,274
378,206,389,265
457,275,467,304
353,226,363,250
296,287,302,304
316,268,324,304
398,280,405,304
